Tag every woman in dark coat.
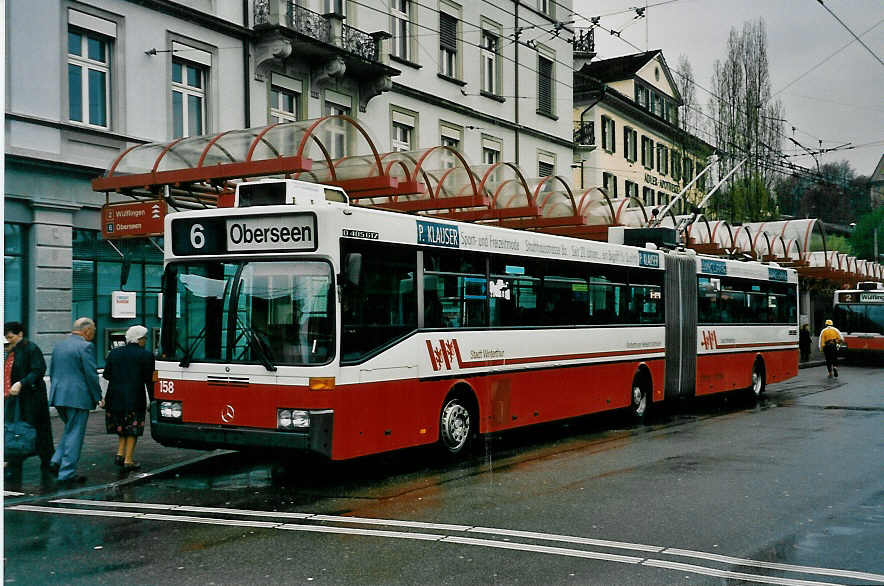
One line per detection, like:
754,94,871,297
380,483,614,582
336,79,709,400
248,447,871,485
799,324,811,362
103,325,154,471
4,322,54,478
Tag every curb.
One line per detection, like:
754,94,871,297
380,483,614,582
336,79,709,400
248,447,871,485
799,361,826,369
3,450,234,507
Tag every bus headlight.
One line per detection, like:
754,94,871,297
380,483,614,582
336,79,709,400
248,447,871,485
277,408,310,430
160,400,182,421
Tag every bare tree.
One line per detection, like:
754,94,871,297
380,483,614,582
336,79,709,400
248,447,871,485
674,54,697,135
708,19,784,222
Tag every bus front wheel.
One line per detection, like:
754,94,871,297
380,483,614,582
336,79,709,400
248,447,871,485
439,396,473,455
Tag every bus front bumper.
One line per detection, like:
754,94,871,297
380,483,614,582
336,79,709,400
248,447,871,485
150,403,333,458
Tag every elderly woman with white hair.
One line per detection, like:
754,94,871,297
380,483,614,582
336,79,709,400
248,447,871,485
102,325,155,471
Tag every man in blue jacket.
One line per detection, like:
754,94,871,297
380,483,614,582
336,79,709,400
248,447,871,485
49,317,103,485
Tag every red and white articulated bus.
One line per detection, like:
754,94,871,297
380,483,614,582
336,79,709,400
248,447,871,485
833,282,884,361
152,179,798,460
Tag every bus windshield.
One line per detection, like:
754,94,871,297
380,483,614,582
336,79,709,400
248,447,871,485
163,260,334,366
834,303,884,335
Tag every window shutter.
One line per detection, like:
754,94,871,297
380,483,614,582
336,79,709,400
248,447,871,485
538,161,554,177
537,56,553,115
440,13,457,51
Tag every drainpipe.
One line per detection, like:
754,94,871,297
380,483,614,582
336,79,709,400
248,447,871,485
243,0,251,127
514,3,519,165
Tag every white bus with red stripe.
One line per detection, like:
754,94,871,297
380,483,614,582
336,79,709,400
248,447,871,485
152,179,798,460
833,283,884,360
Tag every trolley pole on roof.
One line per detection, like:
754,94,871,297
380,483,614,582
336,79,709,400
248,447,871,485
650,155,718,227
678,157,748,235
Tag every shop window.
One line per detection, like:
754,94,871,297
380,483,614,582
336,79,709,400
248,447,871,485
4,224,28,324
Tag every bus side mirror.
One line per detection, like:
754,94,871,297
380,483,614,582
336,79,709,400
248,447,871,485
344,253,362,287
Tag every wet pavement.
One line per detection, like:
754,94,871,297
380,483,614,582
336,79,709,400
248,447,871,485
3,411,224,503
4,363,882,585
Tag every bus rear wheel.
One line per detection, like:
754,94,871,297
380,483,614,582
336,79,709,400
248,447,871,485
751,360,766,399
628,376,649,423
439,396,473,456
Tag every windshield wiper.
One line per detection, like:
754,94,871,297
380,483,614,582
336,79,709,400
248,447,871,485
236,318,277,372
178,326,207,368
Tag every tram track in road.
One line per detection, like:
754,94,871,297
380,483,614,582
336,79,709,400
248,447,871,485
7,497,884,586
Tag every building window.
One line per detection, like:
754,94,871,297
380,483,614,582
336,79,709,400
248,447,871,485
440,122,462,168
658,191,669,208
539,0,555,17
601,116,615,153
324,98,351,159
73,230,164,367
641,136,654,169
483,140,501,165
172,59,206,138
643,186,655,207
657,145,669,175
392,122,412,152
635,85,649,109
671,151,682,181
624,181,638,200
683,157,694,183
439,12,458,78
4,223,28,324
324,0,345,16
270,86,299,123
481,30,500,96
603,173,618,198
654,93,664,117
623,127,637,162
537,55,554,116
538,152,555,177
68,28,111,128
391,0,412,62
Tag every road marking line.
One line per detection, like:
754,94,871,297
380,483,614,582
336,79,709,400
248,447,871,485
10,505,140,518
171,506,312,519
279,524,444,541
663,548,884,583
643,559,841,586
140,513,280,529
311,514,471,531
468,526,664,553
443,536,644,564
54,498,175,510
16,501,884,584
4,491,25,496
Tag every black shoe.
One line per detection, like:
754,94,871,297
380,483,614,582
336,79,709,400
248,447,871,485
58,475,87,487
114,455,124,467
123,462,141,472
833,368,838,378
45,462,60,474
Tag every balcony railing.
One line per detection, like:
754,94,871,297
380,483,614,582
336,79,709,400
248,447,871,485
574,121,594,146
342,24,378,61
288,3,331,44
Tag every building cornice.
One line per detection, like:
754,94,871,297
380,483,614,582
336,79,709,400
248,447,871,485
5,112,152,148
391,83,573,150
123,0,252,38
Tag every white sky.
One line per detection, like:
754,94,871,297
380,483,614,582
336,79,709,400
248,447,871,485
570,0,884,176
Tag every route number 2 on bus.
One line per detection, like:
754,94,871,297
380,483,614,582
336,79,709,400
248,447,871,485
158,380,175,394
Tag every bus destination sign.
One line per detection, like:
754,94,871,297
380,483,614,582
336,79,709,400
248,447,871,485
171,213,317,256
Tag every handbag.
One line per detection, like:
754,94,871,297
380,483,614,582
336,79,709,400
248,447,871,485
5,396,37,458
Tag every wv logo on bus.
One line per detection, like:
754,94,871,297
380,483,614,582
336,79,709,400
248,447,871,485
700,330,719,350
426,339,461,371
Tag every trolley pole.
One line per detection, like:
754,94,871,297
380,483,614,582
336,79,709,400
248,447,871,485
650,155,718,227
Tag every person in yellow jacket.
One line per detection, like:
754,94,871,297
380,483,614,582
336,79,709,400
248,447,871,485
818,319,844,378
